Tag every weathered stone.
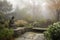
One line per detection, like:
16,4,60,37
9,16,16,29
15,32,45,40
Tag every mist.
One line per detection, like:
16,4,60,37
6,0,60,21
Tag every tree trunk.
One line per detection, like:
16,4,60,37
56,9,60,21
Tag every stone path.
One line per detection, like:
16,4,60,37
15,32,45,40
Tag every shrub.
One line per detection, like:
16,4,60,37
4,20,11,28
25,23,33,28
0,24,14,40
15,20,28,27
0,12,14,40
44,22,60,40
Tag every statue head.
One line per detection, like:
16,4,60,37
11,16,14,20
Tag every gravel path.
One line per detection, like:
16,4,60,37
15,32,45,40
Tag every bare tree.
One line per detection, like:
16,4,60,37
47,0,60,21
0,0,12,14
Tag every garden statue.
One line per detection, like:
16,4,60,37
9,16,16,29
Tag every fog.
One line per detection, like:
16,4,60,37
6,0,60,21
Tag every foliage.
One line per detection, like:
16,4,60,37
4,20,10,28
0,12,14,40
33,19,54,28
0,12,5,23
0,0,12,13
15,20,28,27
44,22,60,40
0,24,14,40
25,23,33,28
0,12,9,27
